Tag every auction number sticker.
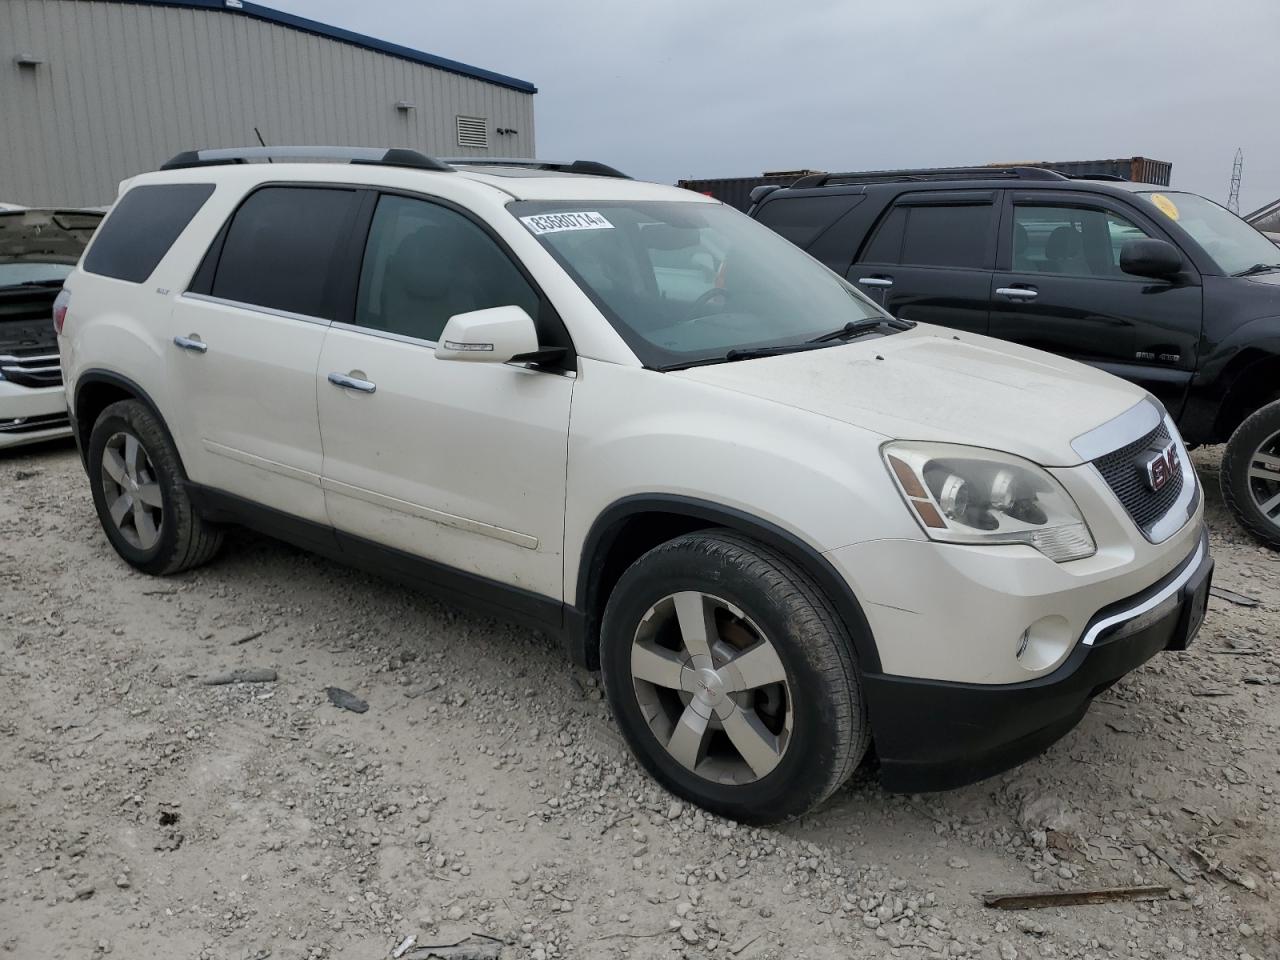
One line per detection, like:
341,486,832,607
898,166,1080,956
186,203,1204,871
1149,193,1180,221
520,211,614,235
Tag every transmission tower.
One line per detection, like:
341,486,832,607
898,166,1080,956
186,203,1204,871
1228,148,1243,214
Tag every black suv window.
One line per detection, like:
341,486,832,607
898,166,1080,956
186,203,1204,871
354,194,540,343
900,204,992,269
1012,204,1153,278
754,195,861,246
210,186,359,319
83,183,214,283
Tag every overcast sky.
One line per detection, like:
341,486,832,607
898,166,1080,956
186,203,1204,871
270,0,1279,215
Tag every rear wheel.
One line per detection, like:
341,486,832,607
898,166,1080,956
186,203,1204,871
600,529,869,823
87,399,223,574
1221,398,1280,549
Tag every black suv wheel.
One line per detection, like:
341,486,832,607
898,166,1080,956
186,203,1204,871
1221,397,1280,549
87,399,224,574
599,529,869,824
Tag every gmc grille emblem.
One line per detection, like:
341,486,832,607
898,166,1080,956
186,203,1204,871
1142,441,1179,493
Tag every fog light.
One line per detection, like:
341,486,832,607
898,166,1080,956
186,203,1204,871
1015,616,1072,672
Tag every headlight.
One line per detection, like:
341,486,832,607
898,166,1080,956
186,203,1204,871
883,442,1096,562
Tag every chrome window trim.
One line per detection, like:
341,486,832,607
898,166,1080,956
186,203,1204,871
1081,534,1206,646
1070,396,1162,462
179,292,331,326
331,320,438,348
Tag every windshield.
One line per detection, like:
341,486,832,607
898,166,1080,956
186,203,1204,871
1138,191,1280,277
0,262,72,288
510,200,889,367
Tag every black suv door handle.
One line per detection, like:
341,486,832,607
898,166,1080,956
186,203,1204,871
996,286,1038,301
857,276,894,288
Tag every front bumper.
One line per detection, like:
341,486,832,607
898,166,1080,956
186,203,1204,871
0,381,71,450
862,526,1212,792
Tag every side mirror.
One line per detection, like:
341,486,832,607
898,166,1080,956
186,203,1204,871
1119,238,1183,280
435,305,539,363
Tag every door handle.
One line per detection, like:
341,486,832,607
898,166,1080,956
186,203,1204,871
858,277,894,288
996,287,1039,300
173,334,208,353
327,371,376,394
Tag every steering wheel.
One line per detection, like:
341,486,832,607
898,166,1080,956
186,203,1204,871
686,287,732,320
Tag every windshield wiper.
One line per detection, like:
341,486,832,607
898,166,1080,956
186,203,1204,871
1233,263,1280,278
807,315,913,343
662,342,825,371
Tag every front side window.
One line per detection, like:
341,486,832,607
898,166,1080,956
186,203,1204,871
899,204,992,269
511,200,888,368
354,194,540,343
1139,190,1280,277
1012,204,1153,278
210,186,358,319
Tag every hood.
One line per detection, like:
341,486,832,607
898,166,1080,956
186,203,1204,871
0,208,103,264
671,326,1149,467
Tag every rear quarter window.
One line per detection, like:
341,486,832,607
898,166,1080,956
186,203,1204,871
83,183,215,283
754,195,860,247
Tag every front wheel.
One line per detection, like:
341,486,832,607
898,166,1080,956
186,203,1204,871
1221,398,1280,549
599,530,869,824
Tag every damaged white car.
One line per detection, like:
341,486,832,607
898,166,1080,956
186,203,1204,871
0,207,102,448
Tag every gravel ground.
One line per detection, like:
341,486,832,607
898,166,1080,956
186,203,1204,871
1,442,1277,960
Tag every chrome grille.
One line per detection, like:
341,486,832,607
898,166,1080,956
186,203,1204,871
1092,422,1185,532
0,352,62,388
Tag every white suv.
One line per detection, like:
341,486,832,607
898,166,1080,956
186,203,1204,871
59,147,1211,822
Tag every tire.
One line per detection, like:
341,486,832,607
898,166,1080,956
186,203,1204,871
87,399,223,575
599,529,869,824
1221,397,1280,550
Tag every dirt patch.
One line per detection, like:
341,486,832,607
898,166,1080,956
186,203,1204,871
0,442,1276,959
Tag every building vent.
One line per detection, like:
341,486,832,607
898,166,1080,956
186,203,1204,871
455,116,488,149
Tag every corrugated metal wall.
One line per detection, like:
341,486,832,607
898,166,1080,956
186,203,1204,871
0,0,536,206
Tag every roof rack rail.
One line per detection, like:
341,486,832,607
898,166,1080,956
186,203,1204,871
441,157,631,179
1066,173,1127,182
790,165,1068,189
160,146,452,171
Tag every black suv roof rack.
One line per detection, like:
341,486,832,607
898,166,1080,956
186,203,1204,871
790,165,1068,188
441,158,631,179
160,146,453,171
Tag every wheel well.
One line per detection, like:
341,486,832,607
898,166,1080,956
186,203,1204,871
572,497,882,675
576,512,710,669
74,379,136,452
1215,352,1280,441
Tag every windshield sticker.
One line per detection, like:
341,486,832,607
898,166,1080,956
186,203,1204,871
1149,193,1180,221
520,211,614,235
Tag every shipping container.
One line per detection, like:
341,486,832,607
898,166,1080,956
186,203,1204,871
680,157,1171,211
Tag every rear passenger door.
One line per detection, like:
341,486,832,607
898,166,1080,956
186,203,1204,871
316,192,574,601
848,191,997,334
170,185,362,525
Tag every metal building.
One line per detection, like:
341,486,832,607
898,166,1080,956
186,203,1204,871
0,0,537,206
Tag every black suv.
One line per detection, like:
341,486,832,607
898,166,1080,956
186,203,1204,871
749,166,1280,547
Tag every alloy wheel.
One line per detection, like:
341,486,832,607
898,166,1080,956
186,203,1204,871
1248,429,1280,530
100,431,164,550
630,591,792,785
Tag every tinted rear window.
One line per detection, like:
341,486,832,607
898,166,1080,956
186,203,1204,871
210,186,358,319
83,183,214,283
900,204,992,269
754,195,860,246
